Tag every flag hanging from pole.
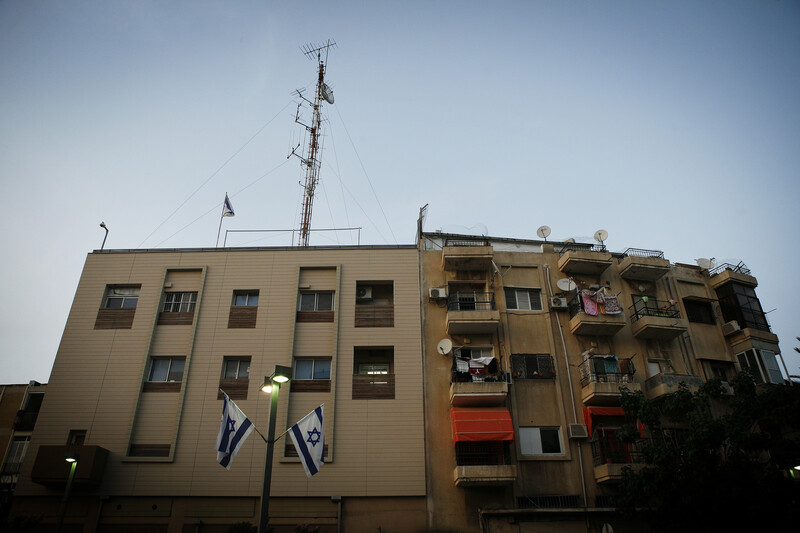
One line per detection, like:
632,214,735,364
289,405,324,477
223,194,235,217
215,390,254,469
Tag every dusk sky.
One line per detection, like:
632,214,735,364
1,0,799,383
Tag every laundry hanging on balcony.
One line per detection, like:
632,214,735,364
595,288,622,315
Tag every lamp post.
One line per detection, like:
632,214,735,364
99,222,109,250
258,365,292,533
55,451,79,533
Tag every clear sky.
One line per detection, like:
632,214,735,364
1,0,798,383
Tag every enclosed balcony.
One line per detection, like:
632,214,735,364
591,434,646,484
452,408,516,487
618,248,671,281
629,298,687,340
450,353,507,406
557,244,612,275
446,292,500,334
567,294,626,336
442,238,493,271
644,372,704,401
579,356,641,405
31,445,109,486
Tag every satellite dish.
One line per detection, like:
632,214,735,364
536,225,551,241
437,338,453,356
594,229,608,244
321,83,334,104
556,278,577,292
696,258,714,269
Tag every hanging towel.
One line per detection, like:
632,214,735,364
601,293,622,315
581,292,598,316
592,290,605,304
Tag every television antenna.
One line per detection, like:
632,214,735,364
695,257,716,270
437,338,453,356
556,278,577,292
289,39,336,247
536,225,551,241
594,229,608,246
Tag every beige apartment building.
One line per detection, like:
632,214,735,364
11,245,426,532
418,232,784,533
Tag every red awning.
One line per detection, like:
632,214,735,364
583,406,643,437
451,407,514,445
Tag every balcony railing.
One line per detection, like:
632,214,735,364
444,238,490,247
591,436,645,466
579,358,636,387
618,248,665,261
517,495,582,509
558,242,607,256
709,261,751,277
447,292,496,311
629,298,681,322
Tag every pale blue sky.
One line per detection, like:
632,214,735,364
1,0,798,383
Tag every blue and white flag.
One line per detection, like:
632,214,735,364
289,405,324,477
215,391,254,469
222,194,235,217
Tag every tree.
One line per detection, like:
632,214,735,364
616,373,800,532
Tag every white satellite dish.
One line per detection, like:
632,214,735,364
594,229,608,244
556,278,577,292
437,338,453,355
696,258,715,269
321,83,334,104
536,225,551,241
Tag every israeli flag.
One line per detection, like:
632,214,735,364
222,194,235,217
215,391,254,469
289,405,324,477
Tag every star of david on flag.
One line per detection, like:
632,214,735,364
215,390,254,469
289,404,325,477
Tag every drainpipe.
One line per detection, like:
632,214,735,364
332,496,342,533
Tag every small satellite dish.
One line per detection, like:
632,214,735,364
556,278,577,292
696,258,714,269
437,338,453,356
321,83,334,104
536,225,551,241
594,229,608,244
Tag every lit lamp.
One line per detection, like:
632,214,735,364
258,365,292,533
55,451,79,533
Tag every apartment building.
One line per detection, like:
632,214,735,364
418,232,784,533
10,245,426,532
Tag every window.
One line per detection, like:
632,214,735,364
683,299,715,324
95,285,140,329
355,282,394,327
737,349,783,384
228,290,259,328
1,436,30,488
512,354,555,379
716,282,769,331
67,430,86,445
647,359,673,376
353,347,394,399
299,292,334,311
295,359,332,380
144,357,186,392
520,427,563,455
232,291,259,307
104,286,139,309
455,347,492,360
219,357,250,399
162,292,197,313
505,287,542,311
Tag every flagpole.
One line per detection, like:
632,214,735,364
259,380,281,533
215,205,225,248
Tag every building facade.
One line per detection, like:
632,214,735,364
418,232,784,533
11,246,426,532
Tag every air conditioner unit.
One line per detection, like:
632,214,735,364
721,320,741,337
356,287,373,301
550,296,569,310
568,424,589,439
429,287,448,299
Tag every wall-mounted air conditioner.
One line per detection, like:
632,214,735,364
550,297,569,310
568,424,589,439
721,320,741,337
429,287,448,299
356,287,373,301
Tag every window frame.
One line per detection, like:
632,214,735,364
147,357,186,383
519,427,563,456
222,357,251,380
103,285,140,309
162,292,197,313
294,358,332,380
683,298,715,324
737,349,783,384
298,291,335,312
232,291,259,307
512,354,555,379
504,287,543,311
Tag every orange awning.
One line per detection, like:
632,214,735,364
583,406,643,437
451,407,514,445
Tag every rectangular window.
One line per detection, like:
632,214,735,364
143,357,185,392
353,347,394,399
67,430,87,445
355,282,394,327
223,358,250,379
219,357,250,399
737,349,783,384
299,291,334,311
292,358,332,392
455,347,493,360
683,299,715,324
228,290,258,328
520,427,563,455
647,359,673,376
716,282,770,331
505,287,542,311
511,354,555,379
104,286,140,309
232,291,259,307
1,436,30,488
162,292,197,313
95,285,140,329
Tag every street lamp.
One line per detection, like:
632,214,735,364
55,451,79,533
99,222,109,250
258,365,292,533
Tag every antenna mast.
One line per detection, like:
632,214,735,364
291,40,336,247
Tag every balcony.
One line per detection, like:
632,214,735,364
644,373,704,401
453,440,516,487
709,262,758,289
618,248,670,281
31,445,109,486
629,299,687,341
446,292,500,335
579,357,641,405
454,464,518,487
450,381,508,406
557,244,612,275
591,436,646,484
568,295,625,336
442,238,493,271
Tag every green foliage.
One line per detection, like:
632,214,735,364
617,374,800,532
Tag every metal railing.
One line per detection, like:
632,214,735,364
444,238,490,247
558,242,607,256
447,292,496,311
455,441,511,466
517,495,582,509
579,357,636,387
709,261,751,277
629,298,681,322
618,247,665,260
591,436,646,466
